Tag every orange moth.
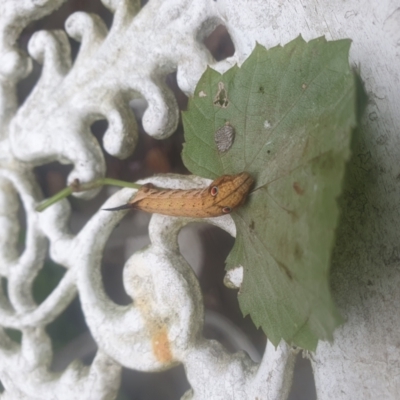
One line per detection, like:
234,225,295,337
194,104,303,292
104,172,254,218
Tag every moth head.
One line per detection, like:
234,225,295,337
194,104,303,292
208,172,254,212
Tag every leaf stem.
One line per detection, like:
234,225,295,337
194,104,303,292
36,178,142,212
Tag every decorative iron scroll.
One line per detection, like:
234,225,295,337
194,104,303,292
0,0,398,399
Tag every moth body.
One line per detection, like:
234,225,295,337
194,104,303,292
104,172,254,218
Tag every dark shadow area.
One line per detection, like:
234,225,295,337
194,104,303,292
33,259,65,305
329,77,372,307
288,353,316,400
46,296,88,358
34,162,73,198
17,194,27,257
91,119,109,143
16,59,42,105
4,328,22,344
101,212,140,306
33,161,104,236
203,24,235,61
118,365,190,400
179,223,267,357
166,71,189,111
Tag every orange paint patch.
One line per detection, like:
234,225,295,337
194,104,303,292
293,182,304,195
151,325,173,363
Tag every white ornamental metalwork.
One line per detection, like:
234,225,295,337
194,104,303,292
0,0,399,399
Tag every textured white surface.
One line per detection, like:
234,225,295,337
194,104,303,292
0,0,398,399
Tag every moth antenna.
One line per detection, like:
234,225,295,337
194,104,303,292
103,204,132,211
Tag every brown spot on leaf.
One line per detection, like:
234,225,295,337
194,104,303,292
249,220,255,230
294,243,303,260
293,182,304,195
311,151,337,173
213,81,229,108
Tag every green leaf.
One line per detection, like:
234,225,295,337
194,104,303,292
182,36,358,350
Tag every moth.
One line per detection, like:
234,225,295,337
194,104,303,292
104,172,254,218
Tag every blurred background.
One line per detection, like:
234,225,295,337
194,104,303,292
14,1,316,398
